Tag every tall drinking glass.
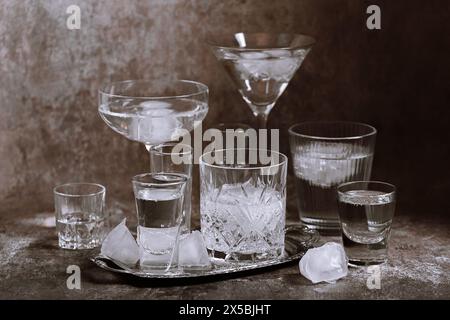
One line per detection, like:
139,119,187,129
289,121,377,234
150,143,193,231
200,148,287,262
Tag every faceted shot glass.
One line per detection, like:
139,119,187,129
150,143,193,231
54,183,106,250
337,181,396,265
132,173,188,271
199,148,288,262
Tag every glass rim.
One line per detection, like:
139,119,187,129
337,181,396,197
53,183,105,198
150,143,193,156
132,173,188,187
199,148,288,170
206,32,316,52
288,121,377,141
98,79,209,100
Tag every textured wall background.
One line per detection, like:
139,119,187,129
0,0,449,218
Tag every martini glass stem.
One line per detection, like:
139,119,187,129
251,102,274,130
255,112,268,129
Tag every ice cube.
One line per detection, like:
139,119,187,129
130,101,182,144
221,50,240,60
270,57,301,81
179,231,211,267
138,226,179,267
237,60,270,80
101,219,139,266
299,242,348,284
211,184,283,235
266,49,292,58
294,143,367,187
239,51,270,60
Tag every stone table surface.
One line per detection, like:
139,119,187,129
0,210,449,300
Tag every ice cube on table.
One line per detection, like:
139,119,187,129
299,242,348,284
179,231,211,267
101,219,139,266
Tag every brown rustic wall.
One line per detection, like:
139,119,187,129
0,0,448,219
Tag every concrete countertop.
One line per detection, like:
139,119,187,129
1,209,449,300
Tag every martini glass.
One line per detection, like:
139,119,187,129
208,33,315,129
99,79,209,156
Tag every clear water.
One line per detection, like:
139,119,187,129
201,184,285,261
219,49,308,112
338,190,395,264
135,189,184,269
135,189,183,228
292,143,373,231
57,212,105,249
99,98,208,145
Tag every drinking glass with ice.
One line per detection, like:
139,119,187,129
149,143,193,231
199,148,288,262
132,173,188,271
289,121,377,235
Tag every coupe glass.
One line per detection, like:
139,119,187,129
208,32,315,129
99,79,208,159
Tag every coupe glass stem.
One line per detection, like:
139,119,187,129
145,144,153,169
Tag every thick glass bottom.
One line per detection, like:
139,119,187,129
58,238,100,250
300,217,341,236
343,233,388,265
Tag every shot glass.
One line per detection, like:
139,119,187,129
200,148,288,262
337,181,396,265
150,143,193,231
54,183,106,250
289,121,377,234
132,173,188,271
